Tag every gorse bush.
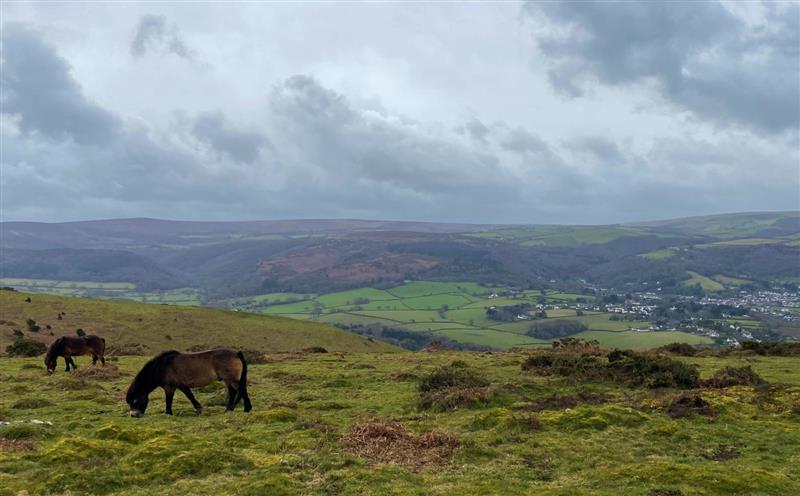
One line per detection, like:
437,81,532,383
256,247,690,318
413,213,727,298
740,341,800,356
6,337,47,357
26,319,40,333
522,348,700,389
658,342,697,356
705,366,766,388
418,363,494,410
418,364,489,393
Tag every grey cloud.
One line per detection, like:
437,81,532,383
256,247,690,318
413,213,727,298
1,26,797,224
131,15,194,60
192,111,269,164
1,24,120,145
456,118,491,144
570,136,624,165
268,75,511,196
524,1,800,134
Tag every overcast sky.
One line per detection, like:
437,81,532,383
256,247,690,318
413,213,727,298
1,1,798,224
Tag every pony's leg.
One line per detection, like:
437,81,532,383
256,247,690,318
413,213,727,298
242,384,252,413
178,386,202,415
164,386,176,415
100,355,105,366
92,354,98,365
64,356,71,371
69,356,78,370
225,384,237,411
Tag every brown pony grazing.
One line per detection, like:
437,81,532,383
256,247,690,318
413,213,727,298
126,349,252,417
44,335,106,374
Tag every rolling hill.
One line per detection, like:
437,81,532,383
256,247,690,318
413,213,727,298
0,291,398,355
1,211,798,299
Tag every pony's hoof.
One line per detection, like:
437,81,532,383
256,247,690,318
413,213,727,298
195,408,202,416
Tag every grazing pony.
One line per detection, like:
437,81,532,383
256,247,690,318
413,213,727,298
44,335,106,374
126,349,252,417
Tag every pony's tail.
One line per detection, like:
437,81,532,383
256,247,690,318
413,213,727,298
235,351,252,412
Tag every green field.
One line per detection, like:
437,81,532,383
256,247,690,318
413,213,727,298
0,278,201,305
218,282,707,350
0,350,797,495
684,271,725,292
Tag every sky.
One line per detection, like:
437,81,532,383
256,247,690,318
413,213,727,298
1,1,798,224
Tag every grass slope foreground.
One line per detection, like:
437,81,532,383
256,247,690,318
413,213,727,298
0,291,397,355
0,350,798,495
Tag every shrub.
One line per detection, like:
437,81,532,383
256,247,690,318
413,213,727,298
659,342,697,356
26,319,40,333
522,349,700,389
740,341,800,356
6,337,47,357
418,364,489,393
704,366,766,388
418,364,493,410
606,352,700,389
76,328,86,337
302,346,328,354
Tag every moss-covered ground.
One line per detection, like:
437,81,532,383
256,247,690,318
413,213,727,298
1,351,798,495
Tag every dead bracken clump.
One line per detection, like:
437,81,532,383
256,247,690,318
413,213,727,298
704,366,766,388
0,438,35,452
106,344,148,356
666,394,715,419
342,421,458,470
240,348,269,364
72,364,126,381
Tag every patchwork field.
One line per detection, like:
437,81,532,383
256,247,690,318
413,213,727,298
224,282,711,350
0,351,798,495
0,278,202,305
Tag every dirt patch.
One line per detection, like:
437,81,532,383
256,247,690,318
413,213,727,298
702,444,741,461
342,421,458,471
532,392,608,412
0,438,35,452
72,364,126,381
666,394,715,419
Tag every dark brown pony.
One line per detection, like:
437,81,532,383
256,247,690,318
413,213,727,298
44,335,106,374
126,349,252,417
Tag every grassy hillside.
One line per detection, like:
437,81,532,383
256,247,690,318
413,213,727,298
0,291,397,355
0,350,798,495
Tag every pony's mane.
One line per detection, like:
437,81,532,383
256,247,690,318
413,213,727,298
126,350,180,403
44,337,65,365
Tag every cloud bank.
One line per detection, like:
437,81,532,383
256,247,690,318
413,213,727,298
1,2,797,224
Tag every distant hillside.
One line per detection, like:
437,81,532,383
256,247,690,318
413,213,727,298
0,291,398,355
1,211,797,297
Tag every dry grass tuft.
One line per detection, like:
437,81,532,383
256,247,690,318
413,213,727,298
342,421,458,470
0,438,35,452
72,364,126,381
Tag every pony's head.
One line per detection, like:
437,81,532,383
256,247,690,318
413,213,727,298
44,338,64,374
126,351,178,417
